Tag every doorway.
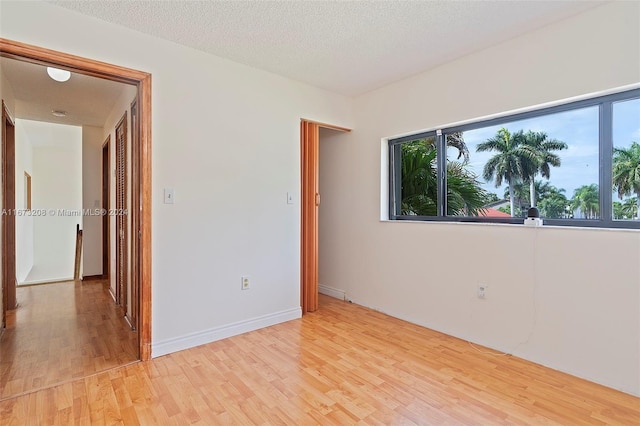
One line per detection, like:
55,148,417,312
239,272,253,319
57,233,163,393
300,119,350,314
0,39,151,364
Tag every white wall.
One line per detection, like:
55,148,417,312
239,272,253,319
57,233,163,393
0,1,353,354
82,125,104,277
319,2,640,396
14,120,34,283
0,64,15,117
22,120,82,283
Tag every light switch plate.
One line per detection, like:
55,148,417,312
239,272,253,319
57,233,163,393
164,188,175,204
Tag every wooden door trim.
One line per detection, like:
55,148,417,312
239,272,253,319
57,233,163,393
102,137,110,281
1,100,16,329
300,119,350,314
130,99,139,330
300,119,351,133
0,38,153,361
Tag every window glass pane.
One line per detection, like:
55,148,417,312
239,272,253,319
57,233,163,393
447,106,599,219
612,98,640,221
399,136,438,216
444,133,491,216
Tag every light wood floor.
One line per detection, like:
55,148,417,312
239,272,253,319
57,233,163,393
0,280,138,400
1,294,638,425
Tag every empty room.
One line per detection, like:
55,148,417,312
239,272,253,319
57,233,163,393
0,1,638,424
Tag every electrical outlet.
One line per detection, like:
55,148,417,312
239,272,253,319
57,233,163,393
478,284,487,298
241,276,250,290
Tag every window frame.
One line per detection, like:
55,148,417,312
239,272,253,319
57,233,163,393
388,88,640,229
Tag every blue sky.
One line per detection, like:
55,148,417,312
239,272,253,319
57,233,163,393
448,97,640,202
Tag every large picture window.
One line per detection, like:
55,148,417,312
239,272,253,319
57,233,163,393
389,88,640,229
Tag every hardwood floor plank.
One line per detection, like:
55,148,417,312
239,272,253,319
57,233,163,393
1,294,638,424
0,280,138,401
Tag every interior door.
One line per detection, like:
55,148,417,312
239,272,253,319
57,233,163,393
300,120,320,313
115,113,128,315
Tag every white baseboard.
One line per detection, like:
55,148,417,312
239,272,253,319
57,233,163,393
318,284,346,300
151,307,302,357
19,276,74,286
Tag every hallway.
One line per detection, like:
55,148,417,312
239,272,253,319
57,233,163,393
0,279,138,400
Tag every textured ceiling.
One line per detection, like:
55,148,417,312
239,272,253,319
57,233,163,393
0,57,133,127
50,0,604,96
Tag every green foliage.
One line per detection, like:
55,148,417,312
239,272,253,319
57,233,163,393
613,142,640,197
477,128,533,187
446,162,492,216
571,184,599,219
538,186,568,219
400,141,438,216
400,139,490,216
614,197,639,220
484,192,500,203
613,142,640,217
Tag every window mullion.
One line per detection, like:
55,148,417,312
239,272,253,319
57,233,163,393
436,129,446,217
392,143,402,217
600,102,613,223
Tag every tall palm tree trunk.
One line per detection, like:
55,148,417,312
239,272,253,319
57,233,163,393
509,184,516,217
636,191,640,219
529,177,536,207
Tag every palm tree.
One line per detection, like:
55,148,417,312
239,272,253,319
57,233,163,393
612,200,638,220
537,186,568,219
446,161,491,216
400,139,489,216
503,180,556,212
422,132,469,162
477,128,534,216
401,141,437,215
522,131,567,207
612,142,640,216
571,184,599,219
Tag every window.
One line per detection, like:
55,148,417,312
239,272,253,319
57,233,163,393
389,88,640,229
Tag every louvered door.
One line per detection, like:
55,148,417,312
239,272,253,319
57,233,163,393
115,113,128,315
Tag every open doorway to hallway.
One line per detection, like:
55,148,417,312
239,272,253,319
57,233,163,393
0,54,139,400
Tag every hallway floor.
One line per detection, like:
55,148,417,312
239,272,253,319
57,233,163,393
0,279,138,400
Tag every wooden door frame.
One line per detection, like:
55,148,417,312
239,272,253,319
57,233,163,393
130,99,139,330
102,137,110,280
300,119,350,314
0,38,153,360
1,100,16,328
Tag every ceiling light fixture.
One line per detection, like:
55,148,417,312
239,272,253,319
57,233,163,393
46,67,71,82
52,110,67,117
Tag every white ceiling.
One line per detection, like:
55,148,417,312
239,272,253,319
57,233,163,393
0,57,132,127
50,0,605,96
